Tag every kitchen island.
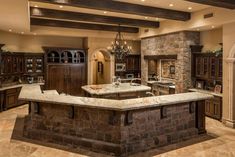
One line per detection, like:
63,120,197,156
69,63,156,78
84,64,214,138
19,84,213,156
82,83,151,99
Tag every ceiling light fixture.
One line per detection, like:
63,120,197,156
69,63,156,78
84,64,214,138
156,18,159,21
107,25,132,60
9,29,12,32
141,0,145,2
169,3,174,7
33,33,37,35
21,32,24,34
212,25,215,29
145,17,148,19
59,5,63,8
34,5,38,8
188,7,192,10
103,11,107,14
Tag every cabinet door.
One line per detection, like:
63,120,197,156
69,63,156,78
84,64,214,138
209,57,216,79
69,64,87,96
213,97,222,120
5,88,18,109
216,58,223,81
2,55,12,74
47,65,69,94
126,57,134,71
205,100,211,116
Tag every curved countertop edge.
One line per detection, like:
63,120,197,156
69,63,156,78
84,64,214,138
188,88,223,97
19,84,214,111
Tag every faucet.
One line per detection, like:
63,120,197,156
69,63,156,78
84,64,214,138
130,78,141,86
146,92,155,96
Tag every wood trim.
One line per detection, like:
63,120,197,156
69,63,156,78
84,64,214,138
186,0,235,9
144,55,178,60
31,18,139,33
31,0,191,21
30,7,159,28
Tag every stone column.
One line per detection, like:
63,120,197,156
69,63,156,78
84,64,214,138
222,58,235,128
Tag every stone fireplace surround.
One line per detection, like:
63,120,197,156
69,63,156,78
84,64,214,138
141,31,200,93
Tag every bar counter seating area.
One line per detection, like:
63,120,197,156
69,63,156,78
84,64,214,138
1,0,235,157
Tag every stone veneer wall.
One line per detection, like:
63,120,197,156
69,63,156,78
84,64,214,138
23,102,198,156
141,31,200,93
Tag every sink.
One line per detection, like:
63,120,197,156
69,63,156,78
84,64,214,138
130,83,141,86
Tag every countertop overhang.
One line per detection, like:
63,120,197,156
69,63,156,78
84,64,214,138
19,84,213,111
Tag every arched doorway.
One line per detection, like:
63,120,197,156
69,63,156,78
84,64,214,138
90,49,113,85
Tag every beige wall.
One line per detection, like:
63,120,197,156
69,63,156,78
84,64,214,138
200,28,222,52
0,30,84,52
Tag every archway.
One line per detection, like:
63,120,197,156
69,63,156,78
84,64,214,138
223,44,235,128
90,49,114,85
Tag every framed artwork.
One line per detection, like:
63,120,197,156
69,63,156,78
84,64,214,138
214,85,222,93
196,81,204,89
97,61,103,73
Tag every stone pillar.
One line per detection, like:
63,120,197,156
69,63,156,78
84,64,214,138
222,58,235,128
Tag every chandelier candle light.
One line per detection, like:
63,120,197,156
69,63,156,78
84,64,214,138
107,25,132,60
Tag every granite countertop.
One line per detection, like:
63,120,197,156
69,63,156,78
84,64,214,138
19,84,213,111
82,83,151,95
0,83,44,91
188,88,223,97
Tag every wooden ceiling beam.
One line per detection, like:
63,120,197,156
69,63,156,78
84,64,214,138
186,0,235,9
30,18,139,33
30,7,159,28
30,0,191,21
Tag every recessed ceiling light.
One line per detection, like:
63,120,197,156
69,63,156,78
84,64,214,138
188,7,192,10
156,18,159,21
145,16,148,19
9,29,12,32
141,0,145,2
33,33,37,35
34,5,38,8
212,25,215,29
103,11,107,14
59,5,63,8
21,32,24,34
169,3,174,7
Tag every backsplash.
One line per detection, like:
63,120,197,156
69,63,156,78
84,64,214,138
161,59,176,79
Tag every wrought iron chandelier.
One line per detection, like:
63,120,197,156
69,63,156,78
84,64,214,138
107,25,132,60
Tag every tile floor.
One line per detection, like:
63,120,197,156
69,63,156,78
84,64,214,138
0,105,235,157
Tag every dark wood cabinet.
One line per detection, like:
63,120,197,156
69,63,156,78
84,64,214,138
193,53,222,82
126,55,140,71
44,47,87,96
205,96,222,120
25,54,44,74
4,87,26,110
115,54,141,78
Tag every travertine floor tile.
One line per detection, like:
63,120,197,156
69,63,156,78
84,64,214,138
0,105,235,157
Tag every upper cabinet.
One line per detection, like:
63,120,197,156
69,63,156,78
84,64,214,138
193,53,223,82
25,54,44,74
45,47,86,64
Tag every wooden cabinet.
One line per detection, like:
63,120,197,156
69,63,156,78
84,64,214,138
0,53,25,75
193,53,222,81
45,47,87,96
4,87,26,110
25,54,44,74
47,64,86,96
205,96,222,120
126,55,140,71
195,56,209,79
115,54,141,78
